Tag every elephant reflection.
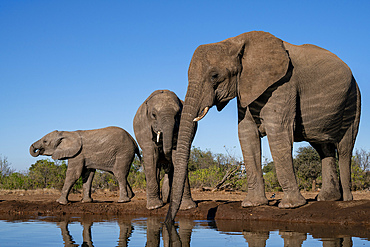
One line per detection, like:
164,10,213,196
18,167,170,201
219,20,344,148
242,229,353,247
279,232,307,247
56,217,193,247
146,217,194,247
214,219,354,247
321,237,353,247
57,218,133,247
56,217,355,247
243,231,270,247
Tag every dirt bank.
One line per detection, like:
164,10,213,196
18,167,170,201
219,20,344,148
0,189,369,226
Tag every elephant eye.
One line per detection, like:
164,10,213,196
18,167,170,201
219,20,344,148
151,112,157,120
211,73,219,81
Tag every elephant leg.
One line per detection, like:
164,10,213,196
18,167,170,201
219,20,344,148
127,182,135,199
180,173,197,210
114,156,132,203
57,160,84,204
337,124,356,201
311,143,341,201
162,173,171,203
81,168,96,203
238,106,268,207
143,149,163,209
261,85,305,208
267,129,306,208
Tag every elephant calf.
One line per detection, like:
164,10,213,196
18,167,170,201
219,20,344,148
133,90,197,210
30,126,140,204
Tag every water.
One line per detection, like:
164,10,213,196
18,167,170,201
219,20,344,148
0,215,369,246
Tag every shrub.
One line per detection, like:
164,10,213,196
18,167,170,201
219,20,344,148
189,165,225,188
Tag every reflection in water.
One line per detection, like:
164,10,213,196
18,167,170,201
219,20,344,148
279,231,307,247
55,216,194,247
57,216,133,247
243,231,270,247
0,214,368,246
211,219,369,247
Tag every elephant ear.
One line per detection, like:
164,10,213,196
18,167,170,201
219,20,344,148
133,96,153,148
52,131,82,160
237,31,290,108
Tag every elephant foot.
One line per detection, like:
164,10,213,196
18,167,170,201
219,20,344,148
180,198,197,210
117,197,131,203
278,192,306,209
241,192,268,207
81,197,93,203
316,189,341,201
56,197,69,205
147,198,164,210
342,191,353,201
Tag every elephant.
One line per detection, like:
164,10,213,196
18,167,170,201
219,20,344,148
30,126,140,204
133,90,197,210
165,31,361,223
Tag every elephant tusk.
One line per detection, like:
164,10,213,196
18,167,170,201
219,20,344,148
157,131,161,143
193,107,209,122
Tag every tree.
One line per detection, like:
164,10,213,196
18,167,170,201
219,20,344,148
1,172,29,190
188,146,217,171
293,146,321,191
0,155,14,178
187,146,247,190
353,149,370,172
28,159,67,190
352,149,370,190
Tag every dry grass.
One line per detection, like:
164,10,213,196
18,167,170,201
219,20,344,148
0,188,60,196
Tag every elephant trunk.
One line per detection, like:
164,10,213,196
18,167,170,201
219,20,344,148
162,117,175,161
165,83,199,224
29,143,41,157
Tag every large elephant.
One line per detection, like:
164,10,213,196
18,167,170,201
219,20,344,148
30,126,140,204
165,31,361,223
133,90,197,210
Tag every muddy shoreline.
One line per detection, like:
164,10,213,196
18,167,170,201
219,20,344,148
0,189,369,227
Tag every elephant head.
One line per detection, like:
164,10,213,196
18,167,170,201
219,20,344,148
30,130,82,160
166,31,290,223
135,90,182,161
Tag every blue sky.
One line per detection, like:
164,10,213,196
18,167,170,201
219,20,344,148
1,1,369,171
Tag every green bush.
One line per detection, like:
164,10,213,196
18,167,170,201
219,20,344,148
92,171,118,191
189,165,225,188
263,171,281,192
0,172,29,190
127,156,146,190
28,159,67,190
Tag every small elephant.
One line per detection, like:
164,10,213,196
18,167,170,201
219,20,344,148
133,90,197,210
30,126,140,204
166,31,361,223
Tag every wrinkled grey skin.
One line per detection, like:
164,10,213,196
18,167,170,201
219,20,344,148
30,126,140,204
133,90,196,210
166,31,361,223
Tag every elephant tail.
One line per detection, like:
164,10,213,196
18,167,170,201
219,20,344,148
127,132,142,162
